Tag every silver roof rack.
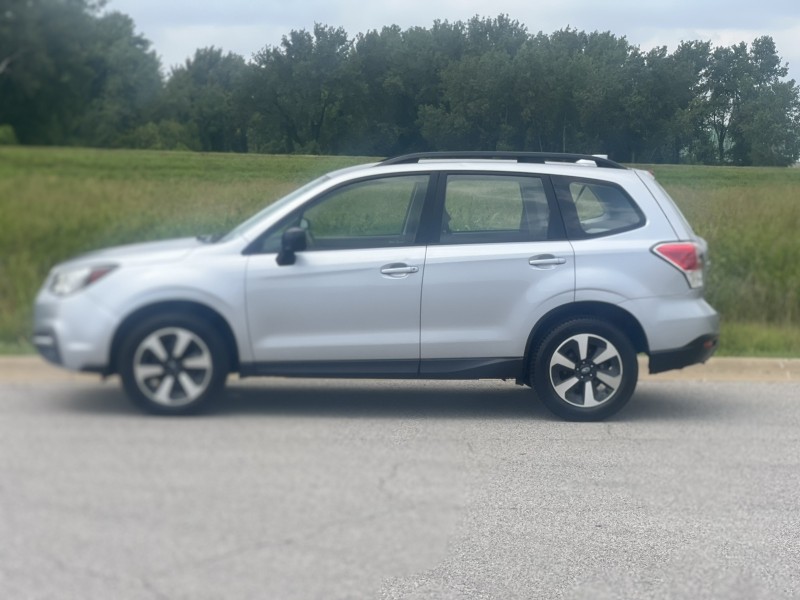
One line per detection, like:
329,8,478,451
380,151,626,169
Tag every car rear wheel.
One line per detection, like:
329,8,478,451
532,318,638,421
118,314,228,415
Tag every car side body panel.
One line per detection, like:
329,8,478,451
245,247,426,363
420,241,575,358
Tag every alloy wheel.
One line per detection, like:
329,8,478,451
548,333,623,408
132,327,213,407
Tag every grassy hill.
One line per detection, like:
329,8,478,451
1,146,798,357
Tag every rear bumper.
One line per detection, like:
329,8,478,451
649,334,719,374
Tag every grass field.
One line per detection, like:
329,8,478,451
1,146,798,357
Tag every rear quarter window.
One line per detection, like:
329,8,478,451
553,177,644,238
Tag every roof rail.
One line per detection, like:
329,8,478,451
380,151,626,169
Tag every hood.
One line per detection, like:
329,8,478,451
59,237,203,269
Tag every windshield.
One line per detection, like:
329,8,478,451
218,174,332,243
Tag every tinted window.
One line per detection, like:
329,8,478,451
440,174,552,244
554,178,644,237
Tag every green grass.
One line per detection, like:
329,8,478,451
718,322,800,357
1,147,799,356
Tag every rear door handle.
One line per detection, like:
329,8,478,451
380,264,419,276
529,255,567,267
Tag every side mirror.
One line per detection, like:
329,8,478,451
276,227,307,266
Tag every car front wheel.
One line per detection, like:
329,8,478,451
118,314,229,415
532,318,638,421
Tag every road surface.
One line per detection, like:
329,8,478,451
1,357,799,599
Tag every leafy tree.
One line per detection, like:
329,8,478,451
417,16,528,151
3,6,799,165
76,11,163,147
0,0,161,146
345,25,408,155
160,47,248,152
319,19,469,155
731,80,800,166
661,41,713,164
700,36,799,165
463,14,528,57
703,42,749,163
419,49,520,150
345,22,462,155
571,31,642,160
247,24,352,154
514,29,590,153
0,0,98,144
727,37,800,166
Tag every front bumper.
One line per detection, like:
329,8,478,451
32,327,62,366
649,333,719,374
32,287,118,373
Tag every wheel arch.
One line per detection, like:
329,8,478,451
108,301,240,376
521,301,649,385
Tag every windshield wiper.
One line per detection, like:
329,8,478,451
196,233,222,244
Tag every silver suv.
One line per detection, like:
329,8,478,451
33,152,719,420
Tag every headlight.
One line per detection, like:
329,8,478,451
50,265,117,296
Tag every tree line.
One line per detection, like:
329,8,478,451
2,1,799,165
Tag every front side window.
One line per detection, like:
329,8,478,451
258,174,429,252
440,174,552,244
554,178,644,237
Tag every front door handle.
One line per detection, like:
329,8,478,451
380,264,419,276
529,255,567,267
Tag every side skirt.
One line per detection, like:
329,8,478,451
239,358,524,380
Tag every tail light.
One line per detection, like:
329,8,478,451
652,242,704,288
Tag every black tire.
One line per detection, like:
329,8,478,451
118,313,229,415
531,318,638,421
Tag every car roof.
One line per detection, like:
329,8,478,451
325,152,640,187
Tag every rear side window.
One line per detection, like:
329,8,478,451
440,174,555,244
554,177,644,238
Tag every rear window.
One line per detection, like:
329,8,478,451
553,177,644,238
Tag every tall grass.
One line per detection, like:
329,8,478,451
1,147,798,356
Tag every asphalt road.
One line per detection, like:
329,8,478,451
1,360,799,599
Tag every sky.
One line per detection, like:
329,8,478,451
107,0,800,83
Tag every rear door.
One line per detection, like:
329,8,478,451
420,172,575,368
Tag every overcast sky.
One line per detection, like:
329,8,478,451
107,0,800,83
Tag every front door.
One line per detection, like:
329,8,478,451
245,174,430,370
